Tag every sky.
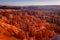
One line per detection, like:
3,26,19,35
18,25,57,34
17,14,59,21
0,0,60,6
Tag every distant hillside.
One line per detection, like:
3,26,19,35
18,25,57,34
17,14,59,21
0,5,60,12
0,5,21,9
0,5,60,9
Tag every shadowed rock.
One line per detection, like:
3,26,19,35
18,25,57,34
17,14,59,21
52,35,60,40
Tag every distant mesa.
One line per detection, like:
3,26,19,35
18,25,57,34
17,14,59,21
0,5,60,9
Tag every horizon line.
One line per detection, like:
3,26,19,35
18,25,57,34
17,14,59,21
0,4,60,6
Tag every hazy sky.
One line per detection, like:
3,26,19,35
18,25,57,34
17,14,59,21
0,0,60,6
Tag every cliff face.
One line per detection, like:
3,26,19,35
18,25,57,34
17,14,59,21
0,9,60,40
